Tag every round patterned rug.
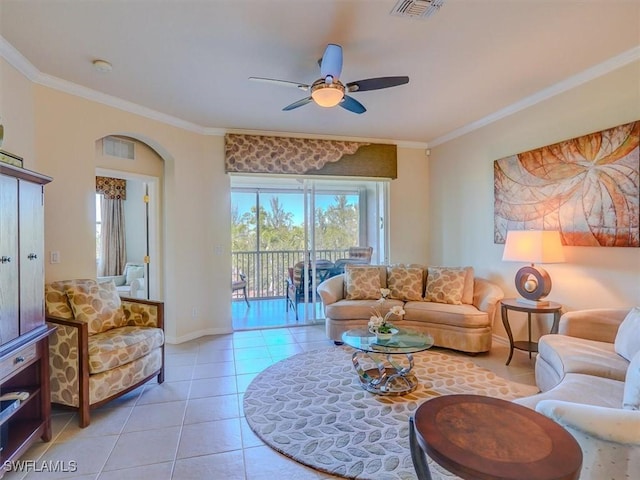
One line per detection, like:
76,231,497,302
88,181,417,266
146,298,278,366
243,346,539,480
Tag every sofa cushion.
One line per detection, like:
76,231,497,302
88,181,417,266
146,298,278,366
538,334,629,382
387,266,424,301
325,298,405,321
65,281,128,335
425,266,466,304
614,306,640,361
90,347,163,404
345,265,382,300
88,326,164,375
403,301,490,328
125,265,145,286
623,350,640,410
515,372,624,411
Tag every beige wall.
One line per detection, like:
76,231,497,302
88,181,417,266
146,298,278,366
390,147,430,264
0,58,35,165
1,71,232,343
429,60,640,339
4,51,637,345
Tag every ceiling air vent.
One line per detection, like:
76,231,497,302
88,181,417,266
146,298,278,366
103,136,135,160
390,0,446,19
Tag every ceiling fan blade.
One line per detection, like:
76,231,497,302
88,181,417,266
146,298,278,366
249,77,310,91
320,44,343,80
339,95,366,114
346,76,409,92
283,96,313,111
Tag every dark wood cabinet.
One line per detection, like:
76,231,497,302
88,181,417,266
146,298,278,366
0,163,52,474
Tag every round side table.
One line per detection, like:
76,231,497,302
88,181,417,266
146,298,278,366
500,298,562,365
409,394,582,480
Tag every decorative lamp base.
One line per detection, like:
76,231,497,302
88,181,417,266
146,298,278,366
514,265,552,303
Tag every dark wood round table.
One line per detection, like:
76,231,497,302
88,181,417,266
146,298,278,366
409,394,582,480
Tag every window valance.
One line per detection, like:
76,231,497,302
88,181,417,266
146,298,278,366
225,134,397,179
96,176,126,200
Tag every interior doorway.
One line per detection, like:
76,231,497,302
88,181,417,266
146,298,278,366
95,169,161,299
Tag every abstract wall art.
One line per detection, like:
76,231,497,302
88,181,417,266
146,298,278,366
494,121,639,247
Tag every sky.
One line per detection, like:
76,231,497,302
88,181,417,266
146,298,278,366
232,191,356,225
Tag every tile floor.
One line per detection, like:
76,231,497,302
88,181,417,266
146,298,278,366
5,325,537,480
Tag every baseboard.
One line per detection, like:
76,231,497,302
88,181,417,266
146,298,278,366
491,334,510,347
165,327,233,345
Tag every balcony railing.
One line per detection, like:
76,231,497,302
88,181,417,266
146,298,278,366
232,249,349,299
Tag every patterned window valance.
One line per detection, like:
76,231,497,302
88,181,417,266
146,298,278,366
225,134,397,178
96,176,126,200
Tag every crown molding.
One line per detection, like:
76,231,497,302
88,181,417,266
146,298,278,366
2,34,636,150
0,35,40,80
35,72,212,135
0,34,212,135
428,45,640,147
0,34,427,147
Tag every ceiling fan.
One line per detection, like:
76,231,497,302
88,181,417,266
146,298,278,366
249,44,409,114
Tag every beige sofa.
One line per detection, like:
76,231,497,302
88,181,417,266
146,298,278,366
515,307,640,479
317,265,504,354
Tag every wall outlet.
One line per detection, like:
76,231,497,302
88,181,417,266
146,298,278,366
50,251,60,264
191,307,197,319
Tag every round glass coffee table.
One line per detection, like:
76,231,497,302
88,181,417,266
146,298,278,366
342,327,434,396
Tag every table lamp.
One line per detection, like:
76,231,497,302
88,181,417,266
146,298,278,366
502,230,565,306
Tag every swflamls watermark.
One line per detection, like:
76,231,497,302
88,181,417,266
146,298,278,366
2,460,78,473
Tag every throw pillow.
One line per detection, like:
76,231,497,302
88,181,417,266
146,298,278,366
125,265,145,286
65,281,127,335
623,350,640,410
425,266,467,305
45,279,98,319
461,266,475,305
345,265,382,300
387,266,424,301
614,307,640,361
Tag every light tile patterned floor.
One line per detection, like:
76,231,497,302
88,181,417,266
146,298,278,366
5,324,537,480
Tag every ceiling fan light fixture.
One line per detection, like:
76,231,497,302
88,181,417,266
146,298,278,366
311,82,344,107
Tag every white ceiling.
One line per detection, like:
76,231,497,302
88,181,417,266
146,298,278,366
1,0,638,146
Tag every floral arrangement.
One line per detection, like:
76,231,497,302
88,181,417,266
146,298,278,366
368,288,405,335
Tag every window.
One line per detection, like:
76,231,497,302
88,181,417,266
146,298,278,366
230,176,388,301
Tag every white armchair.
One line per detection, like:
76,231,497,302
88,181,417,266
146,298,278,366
98,262,146,298
529,343,640,479
536,399,640,479
130,277,146,299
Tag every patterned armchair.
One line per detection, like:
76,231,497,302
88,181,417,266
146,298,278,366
45,279,164,427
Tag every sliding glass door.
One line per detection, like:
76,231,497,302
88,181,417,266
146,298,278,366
231,175,388,328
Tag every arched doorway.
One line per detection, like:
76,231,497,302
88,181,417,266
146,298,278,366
95,135,164,300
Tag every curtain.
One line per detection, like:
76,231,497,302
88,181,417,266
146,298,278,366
98,196,126,276
225,134,397,178
96,176,127,276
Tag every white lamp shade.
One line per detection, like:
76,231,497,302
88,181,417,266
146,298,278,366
502,230,565,264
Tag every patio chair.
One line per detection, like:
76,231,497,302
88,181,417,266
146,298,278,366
286,259,333,319
331,246,374,275
232,272,250,306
